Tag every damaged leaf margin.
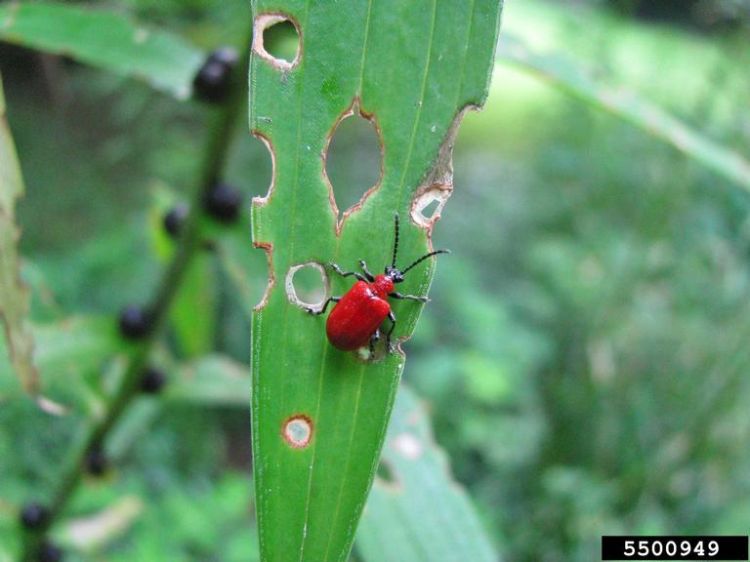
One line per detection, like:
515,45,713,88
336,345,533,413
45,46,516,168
409,105,476,233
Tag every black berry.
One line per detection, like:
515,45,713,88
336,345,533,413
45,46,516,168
140,367,167,394
193,47,238,104
85,446,109,477
204,182,242,223
118,305,153,340
163,205,188,238
37,540,64,562
20,503,50,530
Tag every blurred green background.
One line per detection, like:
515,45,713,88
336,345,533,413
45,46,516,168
1,0,750,560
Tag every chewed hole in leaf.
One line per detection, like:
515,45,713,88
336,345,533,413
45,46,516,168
245,136,274,199
411,184,451,228
325,108,383,219
264,20,299,63
253,14,301,70
282,414,313,449
419,199,439,220
285,262,329,311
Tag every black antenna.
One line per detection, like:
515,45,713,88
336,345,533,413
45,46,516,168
401,249,450,275
391,213,400,268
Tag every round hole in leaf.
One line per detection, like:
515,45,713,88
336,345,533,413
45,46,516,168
254,15,301,69
282,414,313,449
285,262,329,311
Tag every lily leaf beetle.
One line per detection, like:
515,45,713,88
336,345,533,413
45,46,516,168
306,214,449,354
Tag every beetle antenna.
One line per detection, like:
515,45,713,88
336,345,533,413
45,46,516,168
391,213,400,268
401,249,451,275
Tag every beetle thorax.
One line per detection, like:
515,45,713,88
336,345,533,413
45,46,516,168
371,275,394,298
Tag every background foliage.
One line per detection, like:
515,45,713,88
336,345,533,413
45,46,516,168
1,0,749,560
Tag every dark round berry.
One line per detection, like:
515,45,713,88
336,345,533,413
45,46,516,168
20,503,50,530
208,47,239,68
118,305,153,340
163,205,188,239
37,540,64,562
203,182,242,223
140,367,167,394
193,59,230,103
85,447,109,477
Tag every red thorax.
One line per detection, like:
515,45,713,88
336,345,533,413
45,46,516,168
370,274,395,299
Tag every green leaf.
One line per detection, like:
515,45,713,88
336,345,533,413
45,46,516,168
171,256,217,357
249,2,502,561
0,72,38,395
356,385,498,562
34,316,121,380
152,357,497,562
0,316,122,417
496,33,750,191
0,2,204,99
166,354,250,407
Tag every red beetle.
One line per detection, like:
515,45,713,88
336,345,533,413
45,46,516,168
306,214,449,354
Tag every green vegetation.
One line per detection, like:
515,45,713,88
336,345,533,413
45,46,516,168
1,0,749,560
248,2,500,560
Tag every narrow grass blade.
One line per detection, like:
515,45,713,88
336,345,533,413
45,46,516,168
496,33,750,191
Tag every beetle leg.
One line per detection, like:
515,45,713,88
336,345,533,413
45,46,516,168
385,310,397,353
329,262,368,282
358,260,375,282
369,328,381,355
304,296,340,315
389,291,428,303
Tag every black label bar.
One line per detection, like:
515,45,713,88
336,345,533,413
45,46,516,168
601,536,748,560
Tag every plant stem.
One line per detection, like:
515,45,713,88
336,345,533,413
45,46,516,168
22,32,251,560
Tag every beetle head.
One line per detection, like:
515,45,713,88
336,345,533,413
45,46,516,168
384,265,405,283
